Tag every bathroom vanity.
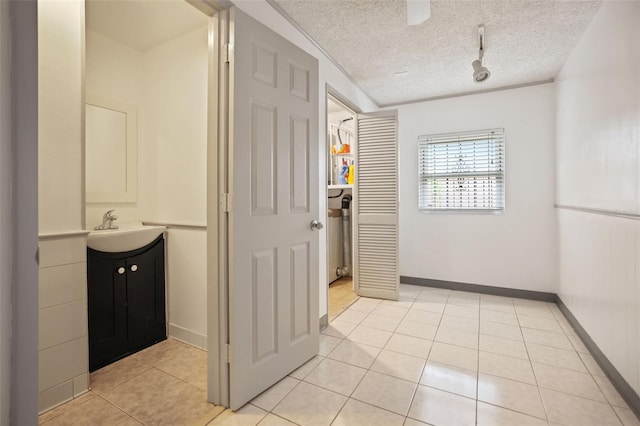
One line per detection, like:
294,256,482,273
87,225,167,371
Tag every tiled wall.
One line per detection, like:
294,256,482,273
38,234,89,413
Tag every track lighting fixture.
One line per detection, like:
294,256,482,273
472,25,491,83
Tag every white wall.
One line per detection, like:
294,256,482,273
236,1,378,318
142,26,209,347
397,84,558,292
38,0,84,234
166,229,208,347
85,31,146,227
556,0,640,396
38,0,89,414
143,27,208,226
0,0,12,422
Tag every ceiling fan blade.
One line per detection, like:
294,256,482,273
407,0,431,25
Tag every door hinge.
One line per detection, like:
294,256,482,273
225,42,233,64
221,193,233,213
225,343,231,363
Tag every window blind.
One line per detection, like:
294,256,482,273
418,129,505,211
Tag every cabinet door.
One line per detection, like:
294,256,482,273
87,253,127,371
126,238,166,351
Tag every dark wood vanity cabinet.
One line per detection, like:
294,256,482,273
88,235,166,371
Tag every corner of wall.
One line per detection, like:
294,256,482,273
0,0,13,422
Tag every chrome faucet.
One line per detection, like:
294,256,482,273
95,209,119,230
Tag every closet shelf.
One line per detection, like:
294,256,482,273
328,184,353,190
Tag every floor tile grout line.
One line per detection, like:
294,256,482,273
404,288,450,423
263,378,305,422
93,391,130,419
515,299,550,423
523,306,616,401
343,289,426,422
270,410,302,426
528,376,618,405
476,400,550,422
474,294,482,426
38,392,96,424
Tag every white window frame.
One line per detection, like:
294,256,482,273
418,128,505,212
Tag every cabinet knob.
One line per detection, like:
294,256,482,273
117,267,125,275
130,264,138,272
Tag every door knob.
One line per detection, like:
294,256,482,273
117,267,125,275
310,220,324,231
130,264,138,272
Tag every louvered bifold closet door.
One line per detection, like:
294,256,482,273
354,111,399,300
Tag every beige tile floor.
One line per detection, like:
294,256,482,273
328,278,358,321
38,285,640,426
39,338,222,426
210,284,640,426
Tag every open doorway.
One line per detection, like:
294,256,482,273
83,0,211,419
37,1,221,424
326,94,358,320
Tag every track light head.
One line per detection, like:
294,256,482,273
472,59,490,82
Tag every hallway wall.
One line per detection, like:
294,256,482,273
556,0,640,396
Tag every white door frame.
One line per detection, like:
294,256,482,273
205,4,232,408
6,1,40,423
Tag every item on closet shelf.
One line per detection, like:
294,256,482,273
331,143,351,154
338,160,348,185
348,161,355,185
332,163,339,185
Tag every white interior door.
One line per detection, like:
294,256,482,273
227,7,320,410
354,111,400,300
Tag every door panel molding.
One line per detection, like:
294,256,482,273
226,7,319,410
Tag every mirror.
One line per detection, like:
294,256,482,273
85,95,138,203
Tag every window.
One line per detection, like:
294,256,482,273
418,129,505,211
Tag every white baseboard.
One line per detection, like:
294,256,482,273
168,324,207,350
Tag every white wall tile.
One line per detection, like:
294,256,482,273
72,373,88,397
39,236,86,268
39,336,88,392
39,262,86,309
39,300,87,350
38,380,73,414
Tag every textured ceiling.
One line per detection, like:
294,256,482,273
271,0,601,106
86,0,208,52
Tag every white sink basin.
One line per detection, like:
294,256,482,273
87,222,166,253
